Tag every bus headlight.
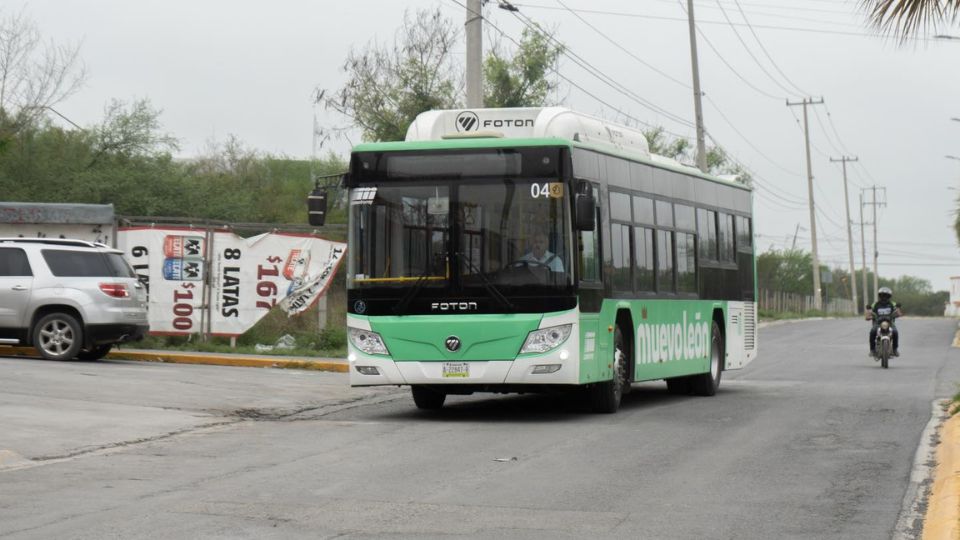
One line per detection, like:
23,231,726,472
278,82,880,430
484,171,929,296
349,328,390,355
520,324,572,354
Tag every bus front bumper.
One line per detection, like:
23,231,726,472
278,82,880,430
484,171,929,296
348,341,581,387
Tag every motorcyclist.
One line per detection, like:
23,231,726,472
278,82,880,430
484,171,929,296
866,287,903,358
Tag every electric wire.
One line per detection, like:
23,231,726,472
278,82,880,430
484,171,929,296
677,1,784,101
732,0,812,96
713,0,803,98
555,0,692,90
508,7,697,129
448,0,692,137
703,94,801,178
511,3,943,42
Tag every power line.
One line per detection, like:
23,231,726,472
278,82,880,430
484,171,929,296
678,1,784,100
713,0,802,98
554,0,798,184
703,95,802,178
732,0,812,96
555,0,692,90
511,3,944,41
811,105,846,157
448,0,692,137
508,6,697,129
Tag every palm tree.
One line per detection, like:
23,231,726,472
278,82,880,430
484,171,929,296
861,0,960,39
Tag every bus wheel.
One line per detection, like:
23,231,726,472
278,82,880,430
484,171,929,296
592,326,626,413
411,386,446,410
690,321,723,396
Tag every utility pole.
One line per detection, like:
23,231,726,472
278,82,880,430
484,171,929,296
787,97,825,310
859,191,869,309
685,0,707,173
831,156,859,314
791,223,801,250
865,186,887,298
465,0,483,108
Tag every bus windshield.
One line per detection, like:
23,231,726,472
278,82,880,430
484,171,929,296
347,178,573,292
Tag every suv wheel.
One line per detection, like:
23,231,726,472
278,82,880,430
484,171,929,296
33,313,83,361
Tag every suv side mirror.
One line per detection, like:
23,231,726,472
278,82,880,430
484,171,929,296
307,187,328,226
575,180,595,231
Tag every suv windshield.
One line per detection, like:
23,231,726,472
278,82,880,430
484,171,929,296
42,250,137,278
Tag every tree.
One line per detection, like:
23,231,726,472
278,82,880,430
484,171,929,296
324,8,565,143
0,8,85,149
87,99,178,168
643,126,753,184
756,249,814,295
324,9,460,143
484,27,563,108
860,0,960,39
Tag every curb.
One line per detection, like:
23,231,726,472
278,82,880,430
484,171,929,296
2,346,348,373
922,405,960,540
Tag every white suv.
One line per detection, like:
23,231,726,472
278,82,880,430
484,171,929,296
0,238,149,361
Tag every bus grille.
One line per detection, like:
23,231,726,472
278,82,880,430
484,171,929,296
744,303,756,350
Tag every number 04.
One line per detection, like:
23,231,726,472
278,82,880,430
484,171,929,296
530,183,550,198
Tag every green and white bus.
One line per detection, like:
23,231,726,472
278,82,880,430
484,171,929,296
332,107,757,413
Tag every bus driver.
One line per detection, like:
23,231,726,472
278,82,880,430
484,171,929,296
519,230,564,272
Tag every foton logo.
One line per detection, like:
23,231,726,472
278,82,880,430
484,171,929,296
482,119,534,128
431,302,478,311
456,111,479,132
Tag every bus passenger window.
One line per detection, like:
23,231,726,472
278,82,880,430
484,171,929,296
634,226,654,291
611,223,632,291
697,209,717,260
718,213,735,262
736,216,752,249
677,232,696,294
657,230,674,293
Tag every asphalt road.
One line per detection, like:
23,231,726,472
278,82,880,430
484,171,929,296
1,317,959,539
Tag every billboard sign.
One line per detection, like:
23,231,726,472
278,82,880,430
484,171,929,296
118,227,346,336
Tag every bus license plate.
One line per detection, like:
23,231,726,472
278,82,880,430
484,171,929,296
442,362,469,378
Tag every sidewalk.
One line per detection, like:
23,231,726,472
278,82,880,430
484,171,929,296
3,346,348,373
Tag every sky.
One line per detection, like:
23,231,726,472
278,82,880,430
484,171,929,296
17,0,960,294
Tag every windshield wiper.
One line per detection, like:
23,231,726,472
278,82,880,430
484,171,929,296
392,269,434,315
457,252,515,312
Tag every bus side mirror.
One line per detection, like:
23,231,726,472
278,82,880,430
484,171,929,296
307,187,328,226
575,180,595,231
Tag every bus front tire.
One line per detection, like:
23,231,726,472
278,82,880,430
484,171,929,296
689,321,723,396
411,386,446,410
591,326,626,413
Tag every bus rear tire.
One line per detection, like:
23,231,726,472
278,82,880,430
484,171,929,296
591,326,626,413
690,321,723,396
411,386,446,410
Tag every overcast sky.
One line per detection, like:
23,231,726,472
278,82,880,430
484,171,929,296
19,0,960,294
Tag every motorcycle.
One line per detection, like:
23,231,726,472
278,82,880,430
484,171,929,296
868,304,899,369
874,317,895,369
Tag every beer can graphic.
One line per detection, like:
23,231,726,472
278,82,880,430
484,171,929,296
163,235,205,258
162,257,204,281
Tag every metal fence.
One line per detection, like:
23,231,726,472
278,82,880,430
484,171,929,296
758,289,857,315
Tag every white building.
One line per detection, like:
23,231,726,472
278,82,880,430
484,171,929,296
946,276,960,317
